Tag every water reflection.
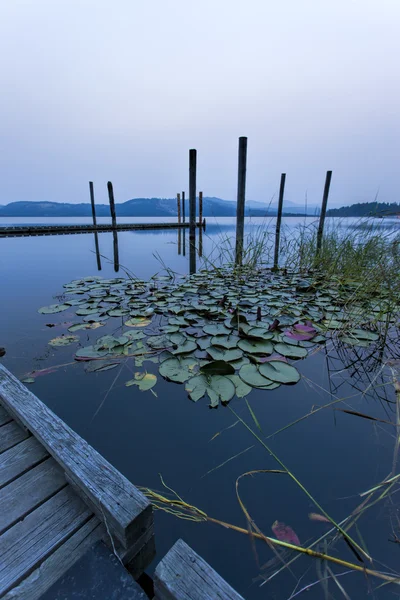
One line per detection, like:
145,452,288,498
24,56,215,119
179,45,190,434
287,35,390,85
113,229,119,273
93,230,102,271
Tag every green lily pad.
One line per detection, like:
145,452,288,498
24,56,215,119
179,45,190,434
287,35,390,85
203,323,231,336
200,361,235,375
226,374,252,398
170,340,197,355
38,304,70,314
107,308,130,317
349,329,379,341
259,361,300,384
207,347,243,362
274,343,308,359
68,322,104,332
185,374,235,406
124,317,152,327
239,363,277,389
48,335,79,347
126,372,157,391
238,339,273,355
211,335,240,349
159,357,198,382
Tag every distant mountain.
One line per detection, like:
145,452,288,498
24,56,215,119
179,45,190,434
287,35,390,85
0,197,317,218
327,202,400,217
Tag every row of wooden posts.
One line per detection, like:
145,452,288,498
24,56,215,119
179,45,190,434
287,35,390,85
88,137,332,271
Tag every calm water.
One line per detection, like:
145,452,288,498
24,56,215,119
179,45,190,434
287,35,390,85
1,216,399,599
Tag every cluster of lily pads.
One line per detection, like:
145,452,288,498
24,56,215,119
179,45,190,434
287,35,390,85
37,268,385,406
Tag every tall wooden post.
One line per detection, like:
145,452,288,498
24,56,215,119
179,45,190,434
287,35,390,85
235,137,247,266
89,181,97,227
107,181,117,228
273,173,286,270
316,170,332,255
199,191,203,226
182,191,185,223
177,193,181,223
189,149,197,275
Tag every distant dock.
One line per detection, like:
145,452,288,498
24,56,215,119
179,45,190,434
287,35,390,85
0,221,206,238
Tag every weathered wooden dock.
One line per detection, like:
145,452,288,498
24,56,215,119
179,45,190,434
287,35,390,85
0,221,206,238
0,363,244,599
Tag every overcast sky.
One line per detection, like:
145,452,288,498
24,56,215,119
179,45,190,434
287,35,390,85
1,0,399,207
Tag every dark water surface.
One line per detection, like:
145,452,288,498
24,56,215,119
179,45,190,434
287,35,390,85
1,217,399,599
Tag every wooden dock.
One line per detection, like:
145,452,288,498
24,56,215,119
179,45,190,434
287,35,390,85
0,221,206,238
0,363,244,599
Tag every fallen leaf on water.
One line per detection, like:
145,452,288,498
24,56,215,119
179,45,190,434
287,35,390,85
271,520,300,546
309,512,330,523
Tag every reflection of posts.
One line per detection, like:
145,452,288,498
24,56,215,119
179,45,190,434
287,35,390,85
113,229,119,272
178,228,181,255
198,225,203,258
189,149,197,275
94,231,102,271
235,137,247,266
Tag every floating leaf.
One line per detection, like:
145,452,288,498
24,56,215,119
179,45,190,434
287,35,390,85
272,521,300,546
107,308,130,317
21,377,35,384
38,304,70,314
238,339,273,355
203,323,231,336
207,347,243,362
68,322,104,332
125,317,152,327
126,372,157,391
239,364,278,389
200,361,235,375
48,335,79,347
226,374,252,398
159,357,197,383
171,340,197,355
274,343,308,359
259,361,300,384
211,335,240,349
185,374,235,405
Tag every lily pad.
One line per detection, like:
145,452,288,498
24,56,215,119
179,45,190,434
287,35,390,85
259,361,300,384
239,364,277,389
226,374,252,398
39,304,70,314
124,317,152,327
238,339,273,355
211,335,240,349
159,357,198,383
48,335,79,347
274,343,308,359
185,374,235,406
200,361,235,375
126,372,157,391
170,340,197,355
207,347,243,362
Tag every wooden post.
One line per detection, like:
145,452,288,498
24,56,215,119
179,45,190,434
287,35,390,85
107,181,117,228
235,137,247,266
316,170,332,255
177,193,181,223
189,149,197,275
182,191,185,223
89,182,97,227
273,173,286,270
199,191,203,225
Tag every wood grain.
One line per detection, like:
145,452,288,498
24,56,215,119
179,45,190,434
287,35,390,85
0,420,29,454
154,538,245,600
0,436,49,488
0,404,12,426
0,363,152,548
0,486,92,596
0,457,66,534
2,516,105,600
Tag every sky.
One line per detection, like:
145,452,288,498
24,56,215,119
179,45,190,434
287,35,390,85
0,0,399,208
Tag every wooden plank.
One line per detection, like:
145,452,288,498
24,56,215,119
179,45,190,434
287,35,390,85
0,486,92,597
0,436,49,488
154,539,244,600
3,516,105,600
0,404,12,426
0,363,152,549
0,457,66,534
235,136,247,266
0,420,29,454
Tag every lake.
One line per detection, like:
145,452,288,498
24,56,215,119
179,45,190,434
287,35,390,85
1,216,399,599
